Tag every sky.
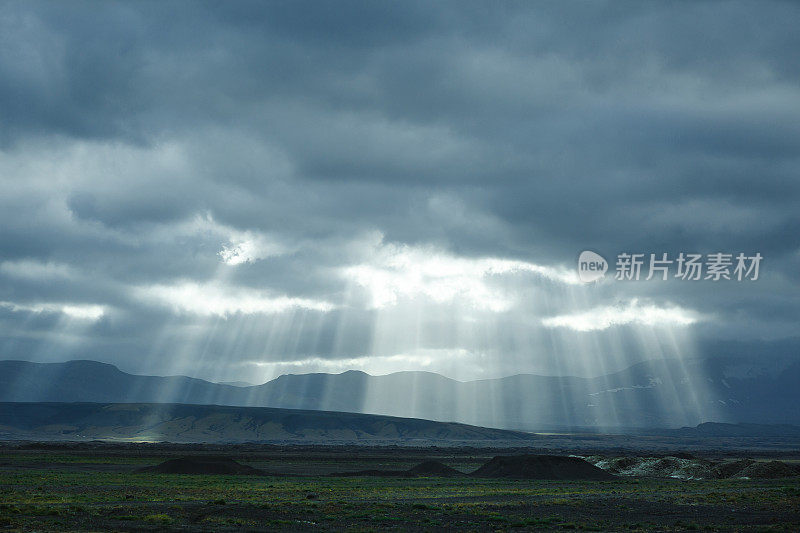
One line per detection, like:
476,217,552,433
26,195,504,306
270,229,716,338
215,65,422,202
0,1,798,384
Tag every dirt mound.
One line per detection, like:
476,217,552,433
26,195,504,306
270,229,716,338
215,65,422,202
588,456,800,480
672,459,719,480
138,456,265,475
407,460,464,477
712,458,800,479
471,455,614,480
592,456,641,474
648,458,684,477
736,461,799,479
715,459,755,478
591,456,725,479
642,457,718,479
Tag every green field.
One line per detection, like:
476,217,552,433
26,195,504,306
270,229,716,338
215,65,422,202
1,447,799,531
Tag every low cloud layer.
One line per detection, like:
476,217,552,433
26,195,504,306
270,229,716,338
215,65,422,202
0,1,798,382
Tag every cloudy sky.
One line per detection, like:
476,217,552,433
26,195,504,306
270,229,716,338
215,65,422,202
1,1,798,383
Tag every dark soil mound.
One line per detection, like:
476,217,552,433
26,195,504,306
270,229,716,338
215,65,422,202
716,459,755,478
737,460,799,479
649,457,682,476
407,461,464,477
138,456,265,475
471,455,614,480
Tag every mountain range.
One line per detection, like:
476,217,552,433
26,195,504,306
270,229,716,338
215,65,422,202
1,356,798,430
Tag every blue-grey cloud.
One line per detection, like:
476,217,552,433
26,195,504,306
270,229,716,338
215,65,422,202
0,0,798,382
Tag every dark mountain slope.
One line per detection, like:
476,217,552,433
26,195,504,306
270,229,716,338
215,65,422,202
0,402,534,443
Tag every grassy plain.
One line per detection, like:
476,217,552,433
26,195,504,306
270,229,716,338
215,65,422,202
1,445,799,531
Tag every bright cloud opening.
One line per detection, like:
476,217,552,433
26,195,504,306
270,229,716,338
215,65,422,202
0,301,105,321
541,299,704,332
137,282,334,317
343,238,578,311
218,233,285,265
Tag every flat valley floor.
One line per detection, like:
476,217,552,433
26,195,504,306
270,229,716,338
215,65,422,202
1,443,799,532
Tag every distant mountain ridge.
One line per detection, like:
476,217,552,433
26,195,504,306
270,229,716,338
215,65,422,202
0,402,531,443
1,357,799,430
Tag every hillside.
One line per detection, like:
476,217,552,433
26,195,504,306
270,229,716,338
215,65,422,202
0,402,534,443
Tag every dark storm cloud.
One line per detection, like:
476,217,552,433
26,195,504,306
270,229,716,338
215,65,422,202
0,0,798,380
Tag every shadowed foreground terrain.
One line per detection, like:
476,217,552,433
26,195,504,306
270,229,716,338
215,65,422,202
1,443,799,531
